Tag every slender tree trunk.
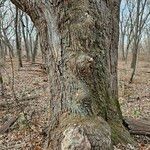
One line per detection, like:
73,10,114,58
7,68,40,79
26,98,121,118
0,39,4,96
15,7,23,68
0,63,4,96
0,40,4,59
125,38,131,63
1,30,15,57
29,33,33,57
27,24,34,59
146,32,150,58
0,8,14,58
11,0,135,149
4,45,7,57
32,32,38,63
121,34,125,61
149,50,150,62
130,0,140,83
21,18,30,61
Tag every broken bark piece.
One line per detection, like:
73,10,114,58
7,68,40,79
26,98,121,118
0,116,18,134
123,117,150,137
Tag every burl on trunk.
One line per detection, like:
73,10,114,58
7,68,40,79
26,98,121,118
11,0,134,149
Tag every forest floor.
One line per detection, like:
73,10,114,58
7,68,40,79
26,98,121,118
117,55,150,150
0,55,150,150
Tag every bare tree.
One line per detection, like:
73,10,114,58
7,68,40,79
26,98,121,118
130,0,150,83
120,0,150,82
0,3,15,58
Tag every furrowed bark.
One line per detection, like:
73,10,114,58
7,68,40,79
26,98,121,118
11,0,135,149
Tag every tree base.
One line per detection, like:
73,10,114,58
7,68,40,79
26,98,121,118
110,121,136,146
45,115,137,150
47,115,112,150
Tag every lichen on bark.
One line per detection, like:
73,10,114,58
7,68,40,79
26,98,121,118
10,0,135,149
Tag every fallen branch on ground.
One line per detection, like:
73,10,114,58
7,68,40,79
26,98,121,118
123,117,150,137
0,116,18,134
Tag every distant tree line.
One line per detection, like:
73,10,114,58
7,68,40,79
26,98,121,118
0,0,40,68
119,0,150,82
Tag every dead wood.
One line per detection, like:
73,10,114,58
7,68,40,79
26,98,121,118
123,117,150,137
0,116,18,134
0,95,39,111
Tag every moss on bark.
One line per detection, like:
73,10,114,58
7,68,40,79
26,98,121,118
109,121,135,145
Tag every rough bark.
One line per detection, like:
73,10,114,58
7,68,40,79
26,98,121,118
11,0,134,149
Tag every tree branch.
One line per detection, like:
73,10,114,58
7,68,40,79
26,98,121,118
10,0,38,21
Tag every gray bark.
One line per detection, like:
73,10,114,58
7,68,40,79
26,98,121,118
15,7,23,68
21,17,30,61
32,32,39,63
11,0,134,149
130,0,141,83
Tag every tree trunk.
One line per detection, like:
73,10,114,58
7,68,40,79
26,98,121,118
130,0,140,83
0,64,4,96
0,40,4,96
121,33,126,61
0,40,4,60
21,17,30,61
15,7,23,68
1,29,15,58
0,8,14,58
32,32,39,63
11,0,135,149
